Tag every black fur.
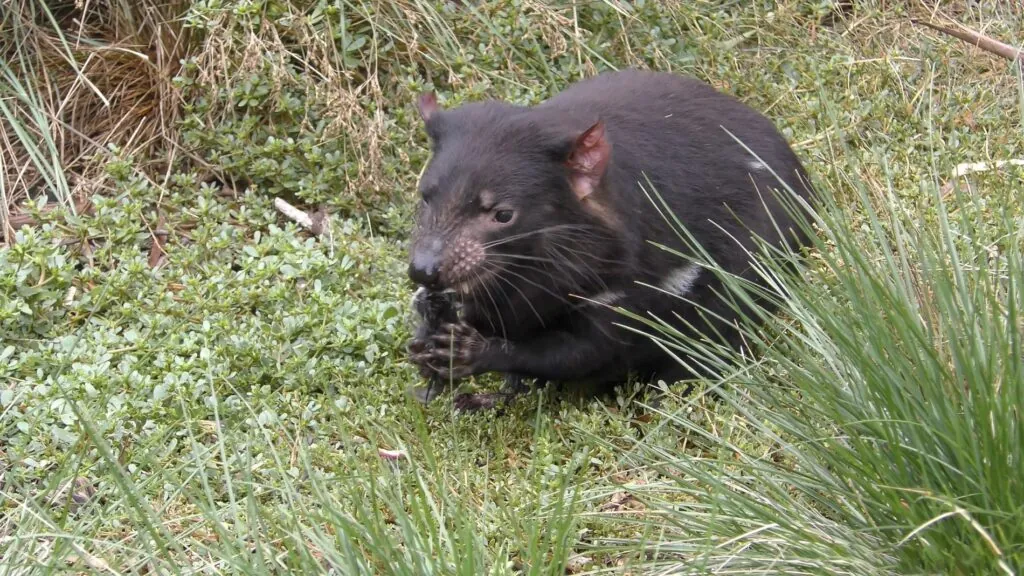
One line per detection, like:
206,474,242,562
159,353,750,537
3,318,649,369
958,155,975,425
406,69,817,408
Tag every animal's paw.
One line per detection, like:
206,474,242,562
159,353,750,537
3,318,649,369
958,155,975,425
405,337,438,378
421,321,494,380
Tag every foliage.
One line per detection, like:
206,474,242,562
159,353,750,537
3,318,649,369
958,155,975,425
1,0,1023,574
602,151,1024,573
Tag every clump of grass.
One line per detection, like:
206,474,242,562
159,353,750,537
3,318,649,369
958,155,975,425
591,114,1024,573
0,0,192,240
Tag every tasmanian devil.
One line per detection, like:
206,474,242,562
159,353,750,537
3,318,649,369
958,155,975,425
405,69,817,410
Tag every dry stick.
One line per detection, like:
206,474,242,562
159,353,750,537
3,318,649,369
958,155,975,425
911,19,1024,197
953,159,1024,179
377,448,408,461
910,18,1023,63
941,159,1024,198
273,197,330,236
274,197,313,229
3,198,94,241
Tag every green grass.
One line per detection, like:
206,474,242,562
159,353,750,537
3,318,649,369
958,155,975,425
2,1,1023,574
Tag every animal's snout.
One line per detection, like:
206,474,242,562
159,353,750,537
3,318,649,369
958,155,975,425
408,236,445,289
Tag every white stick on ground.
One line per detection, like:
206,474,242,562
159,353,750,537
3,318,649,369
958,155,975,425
953,159,1024,178
273,197,315,230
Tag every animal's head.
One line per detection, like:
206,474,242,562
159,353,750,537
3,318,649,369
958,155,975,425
407,91,620,303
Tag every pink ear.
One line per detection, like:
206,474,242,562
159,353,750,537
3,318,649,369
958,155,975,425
565,121,610,201
417,92,439,122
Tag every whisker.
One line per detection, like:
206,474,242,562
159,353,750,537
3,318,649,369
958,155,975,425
482,223,610,248
486,241,612,295
484,266,547,329
474,269,509,340
487,255,583,296
462,269,496,335
544,242,610,291
481,261,573,307
543,237,627,267
485,253,563,265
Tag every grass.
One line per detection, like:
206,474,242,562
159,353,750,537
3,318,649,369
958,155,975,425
1,0,190,224
607,143,1024,573
1,0,1023,574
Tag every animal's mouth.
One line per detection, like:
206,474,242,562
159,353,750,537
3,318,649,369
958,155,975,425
444,268,494,297
454,280,476,295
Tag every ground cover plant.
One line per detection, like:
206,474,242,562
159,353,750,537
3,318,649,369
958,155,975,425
1,0,1022,574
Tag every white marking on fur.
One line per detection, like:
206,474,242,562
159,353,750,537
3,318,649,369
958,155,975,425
660,264,702,297
587,290,625,306
748,159,766,171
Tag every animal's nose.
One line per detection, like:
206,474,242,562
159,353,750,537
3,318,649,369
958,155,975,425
408,237,444,289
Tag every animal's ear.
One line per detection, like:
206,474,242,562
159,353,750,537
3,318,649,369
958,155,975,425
564,120,610,201
417,91,441,123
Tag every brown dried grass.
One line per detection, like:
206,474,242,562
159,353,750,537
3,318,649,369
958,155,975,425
187,1,413,204
0,0,193,243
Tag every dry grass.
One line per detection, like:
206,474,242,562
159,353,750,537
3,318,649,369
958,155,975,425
0,0,192,243
181,0,629,214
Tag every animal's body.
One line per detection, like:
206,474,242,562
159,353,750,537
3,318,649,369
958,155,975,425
406,69,816,408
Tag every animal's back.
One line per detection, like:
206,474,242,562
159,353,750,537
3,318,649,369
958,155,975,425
532,69,818,381
538,69,814,273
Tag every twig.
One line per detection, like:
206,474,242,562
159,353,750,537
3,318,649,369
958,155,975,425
3,198,94,243
940,158,1024,198
273,197,330,236
64,286,77,307
377,448,408,461
911,18,1023,64
273,197,313,229
953,159,1024,178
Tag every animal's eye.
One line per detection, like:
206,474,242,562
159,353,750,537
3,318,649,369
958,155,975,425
494,210,514,224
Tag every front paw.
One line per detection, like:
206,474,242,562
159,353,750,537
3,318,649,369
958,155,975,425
423,321,497,380
406,336,438,378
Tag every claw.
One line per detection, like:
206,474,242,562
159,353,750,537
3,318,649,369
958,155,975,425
429,345,476,366
407,338,428,354
438,322,469,334
420,360,464,381
427,344,452,357
413,320,494,380
430,331,463,347
408,379,446,404
409,351,434,367
429,336,452,349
